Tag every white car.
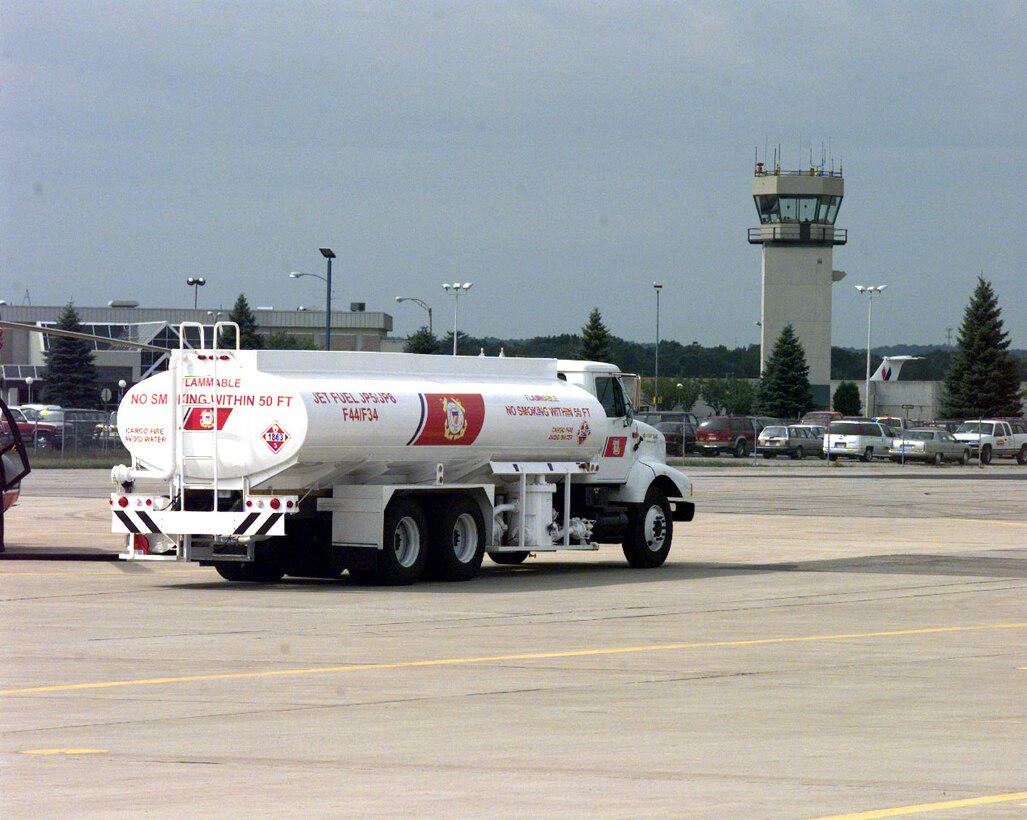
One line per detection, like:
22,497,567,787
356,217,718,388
823,420,892,462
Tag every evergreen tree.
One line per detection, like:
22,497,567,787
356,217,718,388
833,381,862,416
579,308,613,362
41,303,101,408
404,326,441,354
755,324,813,418
942,277,1022,418
227,294,264,349
440,329,472,356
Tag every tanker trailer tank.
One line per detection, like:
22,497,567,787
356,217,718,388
111,325,695,586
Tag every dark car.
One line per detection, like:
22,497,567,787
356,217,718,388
696,416,758,457
637,410,699,427
655,420,697,456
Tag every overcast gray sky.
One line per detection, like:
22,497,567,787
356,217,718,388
2,1,1024,349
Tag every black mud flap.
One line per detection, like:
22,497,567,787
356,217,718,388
671,501,695,522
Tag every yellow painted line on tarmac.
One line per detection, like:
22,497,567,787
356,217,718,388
20,748,107,756
808,791,1027,819
1,622,1023,697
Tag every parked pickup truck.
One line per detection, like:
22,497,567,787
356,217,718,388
953,419,1027,465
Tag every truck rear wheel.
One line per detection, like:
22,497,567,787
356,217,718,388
428,495,485,581
356,496,427,586
213,541,287,583
1017,445,1026,465
981,445,992,465
622,487,672,569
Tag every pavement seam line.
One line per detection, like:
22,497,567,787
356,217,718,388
1,622,1023,696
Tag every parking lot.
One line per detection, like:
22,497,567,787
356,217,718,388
1,465,1025,818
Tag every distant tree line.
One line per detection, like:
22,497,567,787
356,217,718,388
36,282,1024,420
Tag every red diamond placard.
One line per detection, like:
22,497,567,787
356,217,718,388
262,422,290,454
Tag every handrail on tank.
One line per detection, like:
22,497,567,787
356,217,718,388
178,321,206,350
213,322,241,351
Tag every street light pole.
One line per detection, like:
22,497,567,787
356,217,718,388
186,277,206,309
395,296,433,336
319,248,335,350
855,284,887,416
653,282,663,409
442,283,473,355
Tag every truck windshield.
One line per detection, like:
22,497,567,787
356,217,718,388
956,422,993,435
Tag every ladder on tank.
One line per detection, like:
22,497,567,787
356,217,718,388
173,321,241,514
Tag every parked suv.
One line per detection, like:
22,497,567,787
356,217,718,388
9,406,60,449
824,420,892,462
696,416,757,458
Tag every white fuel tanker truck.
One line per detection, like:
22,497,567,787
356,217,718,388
111,323,694,585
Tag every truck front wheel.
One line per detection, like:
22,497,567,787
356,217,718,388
428,495,485,581
1017,445,1026,465
622,487,673,568
981,445,992,465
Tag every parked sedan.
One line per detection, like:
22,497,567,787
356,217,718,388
757,425,818,459
889,428,971,465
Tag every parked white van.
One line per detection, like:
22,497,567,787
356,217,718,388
824,420,892,462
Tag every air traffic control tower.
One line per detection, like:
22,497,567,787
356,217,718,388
749,161,847,406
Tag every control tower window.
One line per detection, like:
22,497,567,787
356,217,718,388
780,197,797,221
826,196,840,224
755,195,780,224
799,197,817,222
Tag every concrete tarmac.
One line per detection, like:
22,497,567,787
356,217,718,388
1,466,1025,818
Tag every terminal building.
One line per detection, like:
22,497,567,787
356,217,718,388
0,302,397,408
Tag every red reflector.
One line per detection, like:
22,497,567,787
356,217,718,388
270,498,281,510
132,534,150,554
118,496,129,508
246,500,252,508
145,498,152,506
286,500,294,509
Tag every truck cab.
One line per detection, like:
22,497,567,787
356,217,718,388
557,361,659,483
